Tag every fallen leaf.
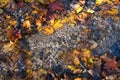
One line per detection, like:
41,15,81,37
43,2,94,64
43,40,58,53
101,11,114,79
2,41,14,53
87,9,95,13
0,0,10,7
52,19,63,29
82,49,91,58
74,56,80,66
22,20,31,28
44,26,54,35
48,1,63,11
96,0,103,6
68,65,75,71
74,78,82,80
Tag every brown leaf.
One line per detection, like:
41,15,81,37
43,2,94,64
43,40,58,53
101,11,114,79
101,54,117,70
48,1,63,11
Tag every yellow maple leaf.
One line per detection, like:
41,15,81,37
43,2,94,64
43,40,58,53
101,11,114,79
73,49,80,55
76,6,83,13
74,57,80,66
68,65,75,71
87,9,95,13
107,7,119,16
44,26,54,35
9,20,17,26
32,10,38,14
96,0,103,6
52,19,63,29
68,12,77,25
0,0,10,7
22,20,31,28
82,49,91,58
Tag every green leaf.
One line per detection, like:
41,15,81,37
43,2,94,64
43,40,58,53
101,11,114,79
0,8,3,14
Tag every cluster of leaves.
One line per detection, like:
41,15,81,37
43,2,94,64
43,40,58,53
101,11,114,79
0,0,119,79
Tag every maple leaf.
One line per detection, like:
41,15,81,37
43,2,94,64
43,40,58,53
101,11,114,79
74,56,80,66
44,26,54,35
22,20,31,28
96,0,103,6
67,11,77,25
0,0,10,8
8,29,22,41
101,54,117,70
82,49,91,58
74,78,82,80
48,1,63,11
2,41,14,53
52,19,63,29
